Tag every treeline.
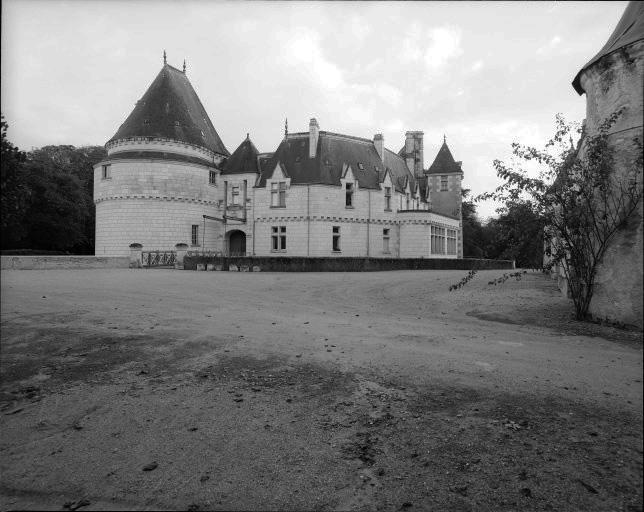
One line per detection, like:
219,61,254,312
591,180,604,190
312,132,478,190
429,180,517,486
1,116,106,254
461,189,543,268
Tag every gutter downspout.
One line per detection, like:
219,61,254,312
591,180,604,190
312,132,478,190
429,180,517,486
223,181,228,255
367,189,371,257
252,185,256,255
397,220,401,259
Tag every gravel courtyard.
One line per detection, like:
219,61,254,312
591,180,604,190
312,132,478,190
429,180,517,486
0,268,642,511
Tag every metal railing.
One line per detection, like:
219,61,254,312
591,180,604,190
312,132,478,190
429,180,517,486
142,250,176,267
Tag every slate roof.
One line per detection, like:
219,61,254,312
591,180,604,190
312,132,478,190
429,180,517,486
256,131,416,193
109,64,230,156
222,135,260,175
572,1,644,94
426,141,463,175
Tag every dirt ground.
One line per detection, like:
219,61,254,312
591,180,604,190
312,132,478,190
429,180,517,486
0,268,642,511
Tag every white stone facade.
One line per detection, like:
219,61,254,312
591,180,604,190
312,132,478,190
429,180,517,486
95,142,461,258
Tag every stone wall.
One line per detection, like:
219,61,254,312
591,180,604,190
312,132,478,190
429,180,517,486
94,140,223,256
95,199,222,256
250,183,458,258
1,256,130,270
183,255,514,272
577,39,643,328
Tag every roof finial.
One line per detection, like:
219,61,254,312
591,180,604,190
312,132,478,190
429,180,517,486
163,50,167,65
443,134,446,144
284,118,288,138
246,132,249,140
183,59,186,74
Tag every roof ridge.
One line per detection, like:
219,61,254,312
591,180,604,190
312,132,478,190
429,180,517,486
321,131,373,144
164,63,184,74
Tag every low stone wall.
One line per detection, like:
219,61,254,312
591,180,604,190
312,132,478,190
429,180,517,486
182,256,514,272
1,256,131,270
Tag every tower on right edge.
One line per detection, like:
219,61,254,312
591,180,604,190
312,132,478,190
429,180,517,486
426,138,464,258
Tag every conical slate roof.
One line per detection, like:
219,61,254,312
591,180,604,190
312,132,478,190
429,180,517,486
427,141,462,175
222,135,260,175
573,1,644,94
109,63,229,156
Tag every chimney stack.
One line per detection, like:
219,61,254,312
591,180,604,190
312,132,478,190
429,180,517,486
404,131,424,178
373,134,384,162
309,118,319,158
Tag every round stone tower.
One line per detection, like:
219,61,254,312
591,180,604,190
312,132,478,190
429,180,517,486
93,57,229,256
572,1,643,327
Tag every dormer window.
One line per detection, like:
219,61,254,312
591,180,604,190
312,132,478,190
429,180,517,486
174,121,180,127
271,182,286,208
384,187,391,211
295,156,301,163
345,182,354,208
200,130,205,138
143,119,150,125
357,163,364,170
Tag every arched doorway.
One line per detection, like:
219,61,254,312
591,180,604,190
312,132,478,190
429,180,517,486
227,230,246,256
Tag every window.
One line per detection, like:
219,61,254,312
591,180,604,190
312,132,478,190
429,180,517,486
101,164,111,180
447,229,457,255
440,175,448,191
383,228,390,253
384,187,391,211
332,226,341,252
345,182,354,207
232,186,240,205
209,170,217,186
271,182,286,207
431,226,446,254
191,225,200,246
406,193,410,210
271,226,286,251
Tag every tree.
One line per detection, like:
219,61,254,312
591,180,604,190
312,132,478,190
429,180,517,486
24,145,105,253
461,188,489,258
484,200,544,268
20,145,106,253
0,115,29,248
478,112,643,320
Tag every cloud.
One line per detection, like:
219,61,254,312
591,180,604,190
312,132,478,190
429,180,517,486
400,23,463,72
280,28,344,89
536,35,562,56
349,15,371,43
470,59,484,72
424,26,464,70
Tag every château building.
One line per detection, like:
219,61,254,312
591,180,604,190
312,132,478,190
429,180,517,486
94,56,465,259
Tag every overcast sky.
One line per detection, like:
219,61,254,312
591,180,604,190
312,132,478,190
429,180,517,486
1,0,628,219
